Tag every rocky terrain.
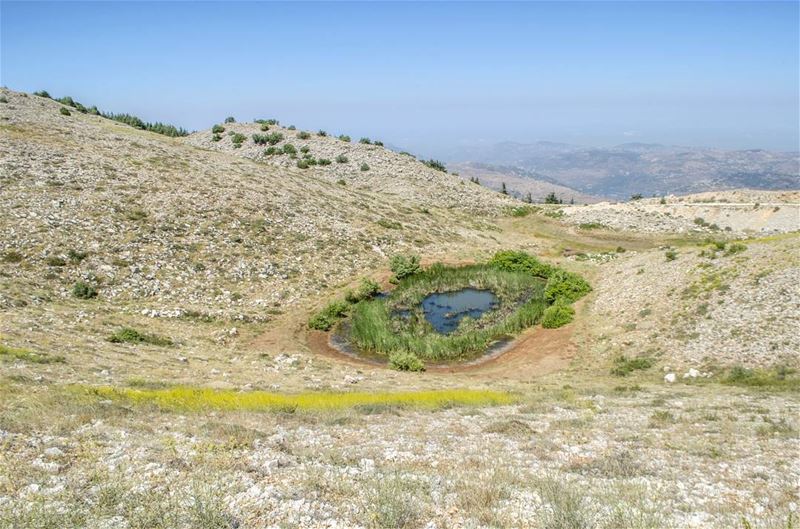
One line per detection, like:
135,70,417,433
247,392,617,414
444,141,800,199
1,88,798,528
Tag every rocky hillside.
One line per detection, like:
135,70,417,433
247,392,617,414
183,121,510,212
0,89,513,319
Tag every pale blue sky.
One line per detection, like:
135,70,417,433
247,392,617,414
2,1,798,154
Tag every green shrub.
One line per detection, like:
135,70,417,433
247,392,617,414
345,278,381,304
544,270,591,304
212,133,222,142
308,300,350,330
288,125,296,130
0,96,7,104
318,158,332,166
297,131,311,139
722,365,799,390
68,249,87,263
231,133,246,145
725,243,747,256
423,159,447,172
360,163,370,171
72,281,98,299
266,132,284,145
578,222,607,230
300,146,310,154
665,250,678,261
630,194,643,201
3,250,23,263
389,254,421,281
108,327,173,347
611,355,655,376
317,130,327,136
389,352,425,372
224,116,236,123
46,256,67,267
260,123,270,131
252,134,270,145
211,124,225,134
297,160,309,169
374,140,384,146
488,250,554,279
337,179,346,185
34,90,51,98
377,219,402,229
265,146,279,155
541,303,575,328
283,143,297,155
359,137,372,144
59,107,71,116
338,135,351,142
544,192,562,204
336,154,349,163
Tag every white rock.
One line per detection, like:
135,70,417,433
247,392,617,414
664,373,677,383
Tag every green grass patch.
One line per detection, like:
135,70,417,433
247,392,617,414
82,386,513,412
721,366,799,391
0,344,65,364
541,303,575,328
107,327,173,347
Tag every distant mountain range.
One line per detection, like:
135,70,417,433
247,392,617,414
442,141,800,199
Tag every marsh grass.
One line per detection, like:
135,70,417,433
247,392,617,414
350,263,547,361
81,386,514,413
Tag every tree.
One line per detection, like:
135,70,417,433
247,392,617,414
544,192,562,204
525,192,532,203
501,182,508,195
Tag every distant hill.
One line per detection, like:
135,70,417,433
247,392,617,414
444,141,800,199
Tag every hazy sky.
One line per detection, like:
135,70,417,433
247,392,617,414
2,1,798,155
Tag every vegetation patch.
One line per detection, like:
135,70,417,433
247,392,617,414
541,303,575,328
610,355,655,376
0,343,65,364
83,386,513,412
107,327,173,347
721,365,799,391
337,252,589,364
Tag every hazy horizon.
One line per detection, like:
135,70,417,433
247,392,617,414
3,1,798,156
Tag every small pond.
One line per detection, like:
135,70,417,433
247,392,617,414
420,288,499,334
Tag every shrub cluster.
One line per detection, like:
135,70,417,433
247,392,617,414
541,303,575,328
72,281,98,299
345,278,381,304
610,355,655,376
488,250,554,278
423,159,447,172
389,254,421,282
308,300,350,331
389,352,425,372
108,327,173,347
297,131,311,139
211,124,225,134
544,270,591,304
336,154,349,163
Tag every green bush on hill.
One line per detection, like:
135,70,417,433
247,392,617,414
488,250,555,279
541,303,575,328
544,269,591,304
308,300,351,331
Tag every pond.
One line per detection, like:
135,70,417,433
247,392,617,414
421,288,499,334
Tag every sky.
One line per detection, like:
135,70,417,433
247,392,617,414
2,1,798,155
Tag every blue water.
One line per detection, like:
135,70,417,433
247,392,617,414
421,288,499,334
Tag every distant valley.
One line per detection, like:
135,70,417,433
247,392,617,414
442,141,800,200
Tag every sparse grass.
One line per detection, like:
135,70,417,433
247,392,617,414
0,343,65,364
578,222,608,230
107,327,173,347
363,473,424,528
83,386,514,412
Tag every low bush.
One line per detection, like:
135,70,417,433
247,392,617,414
611,355,655,376
224,116,236,123
72,281,98,299
318,158,332,166
212,133,222,142
264,146,279,155
665,249,678,261
59,107,71,116
317,130,327,136
260,123,270,131
252,134,270,145
68,249,87,263
266,132,284,145
296,160,309,169
46,256,67,267
3,250,23,263
389,352,425,372
338,134,351,142
360,163,370,171
0,343,65,364
423,159,447,172
231,133,246,146
541,303,575,328
722,365,799,390
359,137,372,144
308,300,350,330
297,131,311,139
336,154,348,163
282,143,297,155
345,278,381,304
108,327,173,347
300,146,310,154
211,124,225,134
488,250,554,279
544,269,592,304
389,254,421,281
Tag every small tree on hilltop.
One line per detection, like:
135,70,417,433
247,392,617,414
501,182,508,195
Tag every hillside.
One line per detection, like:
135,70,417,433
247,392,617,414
445,141,800,199
1,88,798,529
0,89,513,320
